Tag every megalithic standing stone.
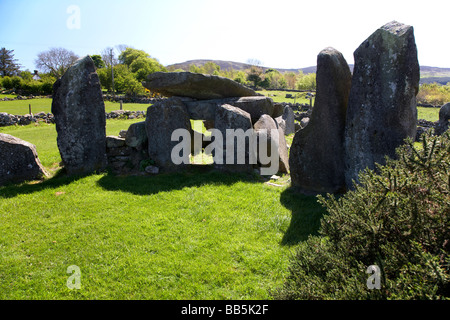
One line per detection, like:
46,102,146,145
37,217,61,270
52,55,107,175
145,98,193,171
344,21,420,189
289,47,352,194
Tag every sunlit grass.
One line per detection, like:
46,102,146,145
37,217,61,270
257,90,313,105
0,119,324,300
0,97,149,115
417,106,439,122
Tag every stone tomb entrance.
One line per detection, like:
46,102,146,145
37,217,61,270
143,95,290,175
105,71,291,176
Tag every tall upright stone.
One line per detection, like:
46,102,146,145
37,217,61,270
282,106,295,135
254,114,290,174
146,98,192,171
289,47,352,193
52,55,107,175
214,104,254,172
344,21,420,188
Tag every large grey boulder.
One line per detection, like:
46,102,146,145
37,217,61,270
146,98,192,171
143,71,260,100
289,47,352,194
435,103,450,135
227,96,274,124
125,121,148,149
272,103,285,118
213,104,254,172
184,98,217,120
344,21,420,188
51,55,107,175
253,114,289,174
184,96,274,123
0,133,47,185
274,116,286,135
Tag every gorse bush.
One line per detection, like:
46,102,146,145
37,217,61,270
275,129,450,300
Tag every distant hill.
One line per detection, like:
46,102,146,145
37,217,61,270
167,59,314,74
167,59,450,84
419,66,450,84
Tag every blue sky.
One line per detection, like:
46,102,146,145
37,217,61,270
1,0,449,72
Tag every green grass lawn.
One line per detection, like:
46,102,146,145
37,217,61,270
417,106,439,122
1,91,312,115
257,90,313,105
1,94,436,300
0,119,143,170
0,93,18,99
0,120,325,300
0,98,148,115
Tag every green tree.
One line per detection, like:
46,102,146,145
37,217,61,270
265,69,287,89
118,48,148,66
246,65,263,87
91,55,105,69
234,71,248,85
97,66,113,91
220,68,238,80
129,56,166,82
0,48,21,77
203,62,220,75
284,72,297,90
296,72,316,91
20,70,33,82
1,76,12,89
117,73,146,96
189,64,203,74
118,47,166,82
98,64,145,96
10,76,23,90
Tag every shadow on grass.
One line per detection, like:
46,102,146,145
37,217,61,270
279,186,328,246
1,163,328,248
0,168,94,199
0,165,261,199
97,164,262,196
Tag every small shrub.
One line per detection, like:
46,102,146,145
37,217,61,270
40,80,54,95
2,76,12,89
275,129,450,300
139,158,155,171
11,76,23,90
